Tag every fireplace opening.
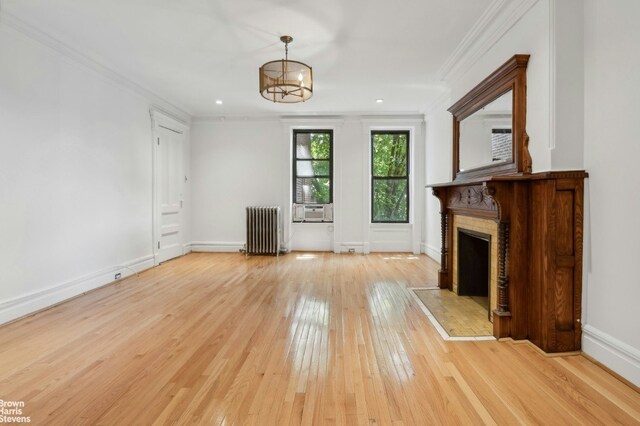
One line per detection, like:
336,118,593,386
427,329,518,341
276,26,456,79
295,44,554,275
457,228,491,318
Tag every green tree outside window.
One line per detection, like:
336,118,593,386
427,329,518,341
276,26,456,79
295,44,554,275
371,131,409,222
294,130,332,205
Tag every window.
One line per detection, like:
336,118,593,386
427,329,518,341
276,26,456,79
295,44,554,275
293,130,333,204
371,131,409,223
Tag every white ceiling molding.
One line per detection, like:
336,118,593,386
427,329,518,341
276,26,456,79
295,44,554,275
191,114,425,125
280,118,346,129
192,112,425,123
0,9,192,122
436,0,508,81
424,88,452,117
436,0,540,85
192,116,283,124
150,108,189,132
359,117,425,125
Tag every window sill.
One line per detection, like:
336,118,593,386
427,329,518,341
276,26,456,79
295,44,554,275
369,223,412,228
292,221,334,225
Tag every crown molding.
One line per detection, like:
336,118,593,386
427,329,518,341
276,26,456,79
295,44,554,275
280,117,346,126
436,0,508,81
192,113,425,124
359,117,424,125
192,116,283,124
436,0,540,84
0,9,192,123
424,89,452,117
150,108,189,132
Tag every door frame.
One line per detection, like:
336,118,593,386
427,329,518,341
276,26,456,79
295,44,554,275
150,108,189,266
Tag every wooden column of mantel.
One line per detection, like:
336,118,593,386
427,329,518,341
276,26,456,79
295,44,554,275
427,170,588,353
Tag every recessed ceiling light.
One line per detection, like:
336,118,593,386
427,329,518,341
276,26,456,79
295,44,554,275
215,100,223,105
376,98,384,103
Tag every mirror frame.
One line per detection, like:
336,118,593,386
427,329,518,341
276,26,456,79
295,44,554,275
449,54,531,181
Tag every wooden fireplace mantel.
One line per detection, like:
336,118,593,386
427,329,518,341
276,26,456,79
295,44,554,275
428,170,588,353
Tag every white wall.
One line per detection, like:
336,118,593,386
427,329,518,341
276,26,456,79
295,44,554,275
189,119,284,252
582,0,640,386
424,103,452,261
550,0,584,170
190,116,424,254
0,20,189,324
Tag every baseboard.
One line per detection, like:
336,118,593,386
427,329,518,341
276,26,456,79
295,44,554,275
189,241,244,253
0,254,155,326
290,242,333,252
582,324,640,387
420,242,428,254
336,242,365,254
369,242,413,252
425,244,441,264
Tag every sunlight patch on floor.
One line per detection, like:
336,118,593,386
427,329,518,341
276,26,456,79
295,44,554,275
382,255,420,260
295,253,319,260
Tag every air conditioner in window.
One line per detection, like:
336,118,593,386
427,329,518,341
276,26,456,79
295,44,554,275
293,203,333,222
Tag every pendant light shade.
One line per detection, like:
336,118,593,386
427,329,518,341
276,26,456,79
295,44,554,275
259,36,313,103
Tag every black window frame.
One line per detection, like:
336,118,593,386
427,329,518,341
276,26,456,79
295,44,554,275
370,130,410,223
292,129,334,205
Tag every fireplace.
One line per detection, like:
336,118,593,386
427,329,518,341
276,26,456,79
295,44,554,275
452,215,498,320
427,54,586,353
429,172,587,352
457,229,491,319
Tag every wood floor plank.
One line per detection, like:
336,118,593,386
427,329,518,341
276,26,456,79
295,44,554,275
0,252,638,425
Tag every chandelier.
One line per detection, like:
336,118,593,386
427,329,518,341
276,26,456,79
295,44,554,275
259,35,313,103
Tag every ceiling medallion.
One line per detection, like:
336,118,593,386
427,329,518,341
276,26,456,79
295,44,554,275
259,35,313,103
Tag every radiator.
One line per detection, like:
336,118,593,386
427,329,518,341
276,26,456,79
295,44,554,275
245,206,281,255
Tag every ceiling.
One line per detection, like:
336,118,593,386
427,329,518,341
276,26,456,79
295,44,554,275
2,0,493,117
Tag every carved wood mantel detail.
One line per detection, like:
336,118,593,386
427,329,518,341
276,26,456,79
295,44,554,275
448,186,497,213
429,171,588,352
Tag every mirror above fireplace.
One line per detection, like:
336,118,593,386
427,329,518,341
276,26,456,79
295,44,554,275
449,54,531,181
459,90,513,172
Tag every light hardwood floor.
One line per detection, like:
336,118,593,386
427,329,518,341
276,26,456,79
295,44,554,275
0,252,639,425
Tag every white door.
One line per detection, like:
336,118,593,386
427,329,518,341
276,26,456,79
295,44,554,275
156,125,184,263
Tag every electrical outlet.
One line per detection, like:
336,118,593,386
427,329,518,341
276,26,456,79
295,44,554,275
348,248,355,254
115,273,121,280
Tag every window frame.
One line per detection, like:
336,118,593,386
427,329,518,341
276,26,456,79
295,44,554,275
370,130,410,224
292,129,334,205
